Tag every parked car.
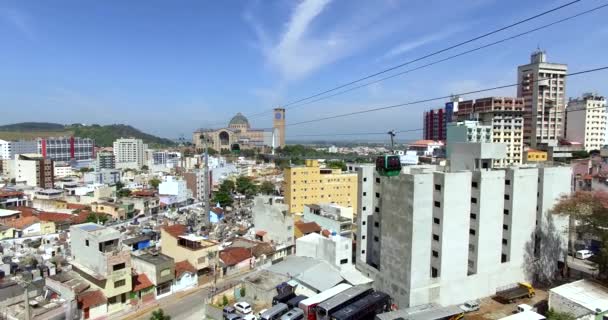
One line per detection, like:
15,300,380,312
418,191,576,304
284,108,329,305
235,302,253,314
459,300,480,313
226,314,243,320
516,304,534,313
576,249,593,260
224,306,237,318
243,314,257,320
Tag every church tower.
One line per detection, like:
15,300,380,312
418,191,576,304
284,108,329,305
273,108,286,148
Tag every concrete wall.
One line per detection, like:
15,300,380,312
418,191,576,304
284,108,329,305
348,164,374,264
252,196,294,245
548,291,592,319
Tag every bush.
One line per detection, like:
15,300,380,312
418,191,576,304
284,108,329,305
222,295,229,307
240,286,246,297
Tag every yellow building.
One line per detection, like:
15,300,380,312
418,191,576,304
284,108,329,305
526,149,548,162
91,202,126,220
160,224,220,282
0,226,16,239
284,160,358,214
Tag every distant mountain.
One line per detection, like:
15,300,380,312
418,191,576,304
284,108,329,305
0,122,176,147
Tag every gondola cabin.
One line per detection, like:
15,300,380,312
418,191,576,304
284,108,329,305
376,155,402,177
231,143,241,154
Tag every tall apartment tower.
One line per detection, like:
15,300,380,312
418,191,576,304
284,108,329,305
113,138,147,169
273,108,286,148
565,93,607,152
356,144,571,308
517,50,567,147
347,163,375,264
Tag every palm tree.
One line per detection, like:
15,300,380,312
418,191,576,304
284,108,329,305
150,308,171,320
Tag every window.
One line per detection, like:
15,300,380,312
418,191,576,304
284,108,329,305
363,178,367,182
470,213,477,219
434,184,441,191
362,235,366,240
434,201,441,208
362,206,366,211
469,229,476,235
471,181,478,188
361,250,366,254
112,263,126,271
504,194,510,200
432,234,439,241
433,218,440,225
363,192,367,196
501,254,508,263
505,179,510,185
375,192,380,198
160,268,171,277
502,238,508,245
374,236,379,242
362,221,366,226
85,240,89,247
504,209,509,215
503,224,509,230
340,259,348,264
374,222,379,227
287,226,292,230
432,250,439,257
108,296,117,304
375,207,379,213
114,279,126,288
431,267,438,278
376,178,380,183
471,197,477,204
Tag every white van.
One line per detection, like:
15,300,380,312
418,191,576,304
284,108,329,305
517,304,533,313
576,250,593,260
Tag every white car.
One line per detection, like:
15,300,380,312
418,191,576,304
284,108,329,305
459,300,480,313
234,302,252,315
243,315,256,320
576,249,593,260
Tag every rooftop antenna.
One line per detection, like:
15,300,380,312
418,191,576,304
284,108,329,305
387,130,396,154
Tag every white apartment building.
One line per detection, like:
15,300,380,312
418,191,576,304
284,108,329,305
517,50,567,147
347,163,374,264
296,233,352,270
446,121,492,157
565,93,607,152
158,176,192,206
457,97,525,166
302,203,354,238
357,143,571,308
0,140,38,160
53,163,73,178
113,138,147,169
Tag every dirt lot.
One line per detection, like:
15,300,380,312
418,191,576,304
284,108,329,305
465,288,548,320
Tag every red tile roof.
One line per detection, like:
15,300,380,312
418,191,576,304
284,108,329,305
132,190,157,197
0,191,24,198
175,260,197,278
12,207,37,217
5,216,39,230
220,247,252,266
77,290,107,309
39,212,78,223
67,203,89,210
411,140,443,146
162,224,187,238
295,221,321,234
132,274,154,291
321,230,331,238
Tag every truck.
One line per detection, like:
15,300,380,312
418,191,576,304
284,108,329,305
495,282,535,303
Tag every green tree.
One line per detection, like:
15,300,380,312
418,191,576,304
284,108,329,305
213,191,233,207
117,188,132,198
546,309,575,320
240,286,246,297
327,160,347,171
79,167,93,173
86,213,108,224
115,181,124,190
150,308,171,320
149,178,161,189
260,181,275,195
236,176,258,198
571,150,589,159
141,165,149,171
219,180,235,193
207,148,218,156
222,295,229,307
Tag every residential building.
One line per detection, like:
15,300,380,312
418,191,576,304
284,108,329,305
548,279,608,320
456,97,525,166
284,159,358,214
37,136,95,161
302,203,354,238
446,121,493,158
131,253,175,299
84,169,121,185
0,139,37,160
407,140,444,157
517,50,567,147
122,190,160,215
422,99,459,141
347,163,374,264
96,151,115,169
158,176,192,207
113,138,147,169
252,196,294,245
183,169,206,201
219,247,254,276
173,260,198,293
526,149,548,163
0,190,27,208
294,221,322,239
15,154,54,188
565,93,607,152
357,143,571,308
69,223,132,315
296,233,352,270
53,163,73,178
91,202,127,220
160,224,219,284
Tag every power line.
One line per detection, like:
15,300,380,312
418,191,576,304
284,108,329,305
245,0,584,118
202,0,584,128
285,66,608,127
284,3,608,111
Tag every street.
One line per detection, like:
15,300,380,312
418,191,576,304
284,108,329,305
131,288,212,320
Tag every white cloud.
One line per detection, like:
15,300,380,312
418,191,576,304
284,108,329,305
0,8,34,39
383,26,466,60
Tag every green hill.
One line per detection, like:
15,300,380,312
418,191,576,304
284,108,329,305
0,122,176,147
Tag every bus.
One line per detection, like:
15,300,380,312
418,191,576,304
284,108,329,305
299,284,353,320
261,303,290,320
316,285,373,320
330,291,391,320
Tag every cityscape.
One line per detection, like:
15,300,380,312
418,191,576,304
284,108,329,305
0,1,608,320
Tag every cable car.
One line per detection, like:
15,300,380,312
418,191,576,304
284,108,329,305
231,143,241,154
376,155,401,176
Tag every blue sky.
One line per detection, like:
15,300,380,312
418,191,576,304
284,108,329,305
1,0,607,142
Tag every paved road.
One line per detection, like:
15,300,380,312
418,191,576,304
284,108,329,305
135,288,212,320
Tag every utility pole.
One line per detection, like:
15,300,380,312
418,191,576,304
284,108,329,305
21,280,31,320
387,130,397,153
203,134,211,223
